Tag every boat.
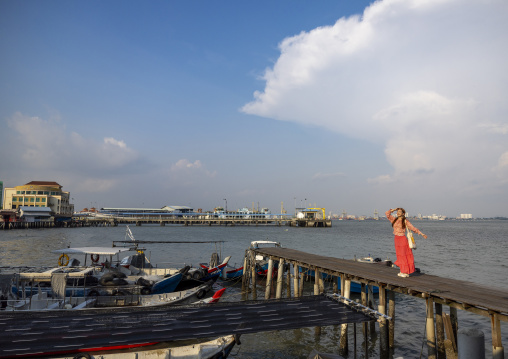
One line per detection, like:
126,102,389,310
0,285,232,358
199,240,282,280
51,335,238,359
119,251,231,282
10,248,189,298
7,278,224,311
250,240,281,276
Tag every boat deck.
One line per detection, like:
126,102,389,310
254,247,508,321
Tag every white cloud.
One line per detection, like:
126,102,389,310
312,172,345,181
104,137,127,148
171,159,203,171
169,159,217,181
367,174,394,185
242,0,508,195
4,112,141,191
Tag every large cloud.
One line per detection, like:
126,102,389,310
4,112,142,192
242,0,508,196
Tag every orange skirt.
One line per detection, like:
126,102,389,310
393,235,415,274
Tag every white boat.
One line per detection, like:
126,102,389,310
6,280,224,311
52,335,238,359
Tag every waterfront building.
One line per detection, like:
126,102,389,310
2,181,74,218
0,180,3,209
98,206,193,217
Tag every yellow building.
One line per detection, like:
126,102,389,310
2,181,74,217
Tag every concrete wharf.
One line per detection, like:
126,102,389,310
1,215,333,229
66,216,330,227
243,246,507,359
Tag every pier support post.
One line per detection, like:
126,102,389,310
362,283,368,356
265,258,274,299
379,286,388,358
314,269,321,296
250,251,257,300
276,258,285,299
490,313,505,359
426,297,437,359
339,277,351,356
368,285,376,334
435,303,446,359
389,290,395,348
315,269,322,337
318,272,325,294
241,250,249,294
293,263,299,297
450,307,459,342
286,264,291,298
299,266,305,296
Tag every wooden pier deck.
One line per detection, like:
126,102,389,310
254,247,508,320
249,246,507,358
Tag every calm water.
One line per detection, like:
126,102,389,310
1,220,507,358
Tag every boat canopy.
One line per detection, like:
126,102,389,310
250,241,280,248
52,247,133,255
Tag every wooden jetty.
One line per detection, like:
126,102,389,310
242,246,507,359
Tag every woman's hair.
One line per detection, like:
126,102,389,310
392,208,406,229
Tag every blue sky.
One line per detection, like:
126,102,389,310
1,0,507,218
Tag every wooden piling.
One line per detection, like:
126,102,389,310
362,283,368,357
339,277,351,356
276,258,284,299
250,250,257,300
368,285,376,334
314,269,322,337
388,290,395,348
265,258,274,299
299,266,305,296
426,297,437,359
443,313,458,359
379,285,388,357
286,263,291,298
450,307,458,342
318,272,325,294
241,250,249,295
293,263,299,297
435,303,445,359
491,313,505,359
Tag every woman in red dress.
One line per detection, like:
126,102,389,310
385,208,427,277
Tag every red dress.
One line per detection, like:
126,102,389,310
385,210,422,275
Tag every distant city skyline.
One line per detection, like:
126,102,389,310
1,0,507,218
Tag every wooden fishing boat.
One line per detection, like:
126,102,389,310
6,280,225,311
199,241,281,279
51,335,238,359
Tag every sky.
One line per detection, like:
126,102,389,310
1,0,507,218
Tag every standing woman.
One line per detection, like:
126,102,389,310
386,208,427,277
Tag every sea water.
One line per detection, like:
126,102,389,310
1,219,507,358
